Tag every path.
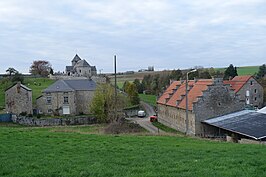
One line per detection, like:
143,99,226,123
128,101,165,134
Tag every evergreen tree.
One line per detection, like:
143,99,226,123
256,64,266,79
223,64,238,80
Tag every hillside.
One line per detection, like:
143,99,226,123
0,124,266,177
0,77,55,110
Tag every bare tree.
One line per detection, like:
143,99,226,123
29,60,52,77
6,67,18,76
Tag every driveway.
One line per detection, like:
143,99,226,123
128,101,165,134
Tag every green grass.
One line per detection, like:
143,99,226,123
1,124,266,177
139,94,157,106
152,121,182,134
24,77,55,104
216,66,260,76
0,77,55,108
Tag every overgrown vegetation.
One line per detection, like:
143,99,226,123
90,84,128,123
152,121,182,134
1,125,266,177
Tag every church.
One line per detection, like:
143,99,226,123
65,54,97,77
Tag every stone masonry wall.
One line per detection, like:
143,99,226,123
36,91,76,115
194,84,245,135
237,77,264,108
5,84,32,115
12,115,96,126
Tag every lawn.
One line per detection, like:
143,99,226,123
139,94,157,106
1,124,266,177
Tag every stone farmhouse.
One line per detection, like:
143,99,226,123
36,79,96,116
157,75,264,136
65,54,97,77
5,82,32,115
224,76,264,108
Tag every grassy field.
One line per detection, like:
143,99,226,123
0,77,55,108
139,94,157,106
1,123,266,177
216,66,259,76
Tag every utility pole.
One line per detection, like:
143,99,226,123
114,55,117,121
186,69,197,135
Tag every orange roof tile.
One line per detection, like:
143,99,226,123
166,81,194,107
157,81,181,104
223,75,252,93
178,80,213,110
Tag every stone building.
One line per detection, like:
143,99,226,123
5,82,32,115
157,78,245,135
65,54,97,77
36,79,96,116
224,76,264,108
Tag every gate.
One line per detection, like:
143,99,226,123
0,114,12,122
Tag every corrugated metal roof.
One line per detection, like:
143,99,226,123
43,79,96,93
203,110,266,140
258,107,266,114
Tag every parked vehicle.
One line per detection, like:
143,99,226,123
149,115,158,122
137,110,146,118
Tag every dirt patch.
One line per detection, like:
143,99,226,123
104,122,145,134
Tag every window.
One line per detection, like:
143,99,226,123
254,97,257,101
254,89,257,94
64,96,69,104
46,96,52,104
250,81,253,85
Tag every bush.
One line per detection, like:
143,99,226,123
19,112,27,116
28,114,33,117
37,114,42,119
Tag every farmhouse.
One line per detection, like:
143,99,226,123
65,54,97,77
157,75,264,136
5,82,32,115
223,76,264,108
36,79,96,116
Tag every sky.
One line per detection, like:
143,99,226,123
0,0,266,74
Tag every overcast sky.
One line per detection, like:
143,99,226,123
0,0,266,74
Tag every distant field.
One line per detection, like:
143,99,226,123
0,77,55,108
139,94,157,106
216,66,259,76
24,77,55,104
1,124,266,177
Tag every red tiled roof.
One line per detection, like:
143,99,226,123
166,81,194,107
157,81,181,104
178,80,213,110
223,75,252,93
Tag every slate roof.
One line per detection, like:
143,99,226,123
75,60,91,67
66,66,73,72
72,54,82,62
5,83,32,92
203,110,266,140
43,79,96,93
223,75,252,93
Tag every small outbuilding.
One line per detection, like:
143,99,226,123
203,110,266,142
5,82,32,115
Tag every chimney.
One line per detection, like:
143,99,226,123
16,82,21,93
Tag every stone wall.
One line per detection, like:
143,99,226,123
237,77,264,108
194,84,245,135
36,91,76,115
157,104,195,134
5,83,32,115
12,115,96,126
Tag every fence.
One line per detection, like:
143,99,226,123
0,114,12,122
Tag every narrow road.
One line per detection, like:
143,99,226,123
131,101,165,134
